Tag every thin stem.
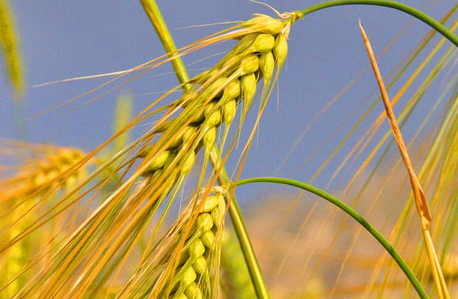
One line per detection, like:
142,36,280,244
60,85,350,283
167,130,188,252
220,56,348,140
210,149,271,299
359,22,449,299
297,0,458,48
140,1,270,298
236,176,430,299
140,0,191,89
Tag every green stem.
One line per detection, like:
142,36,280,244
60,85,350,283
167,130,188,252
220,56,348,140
140,0,191,88
297,0,458,48
140,1,270,298
235,176,430,299
210,149,271,299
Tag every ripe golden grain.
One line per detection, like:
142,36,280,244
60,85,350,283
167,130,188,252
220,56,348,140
134,14,296,297
155,191,226,299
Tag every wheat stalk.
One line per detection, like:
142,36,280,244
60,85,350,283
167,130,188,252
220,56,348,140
133,12,295,226
122,13,296,298
150,190,226,299
131,12,295,248
5,13,298,298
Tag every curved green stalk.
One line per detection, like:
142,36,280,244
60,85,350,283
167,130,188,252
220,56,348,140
139,1,270,298
297,0,458,48
235,176,430,299
210,149,270,299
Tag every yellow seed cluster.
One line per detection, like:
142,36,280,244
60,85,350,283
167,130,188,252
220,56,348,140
136,14,295,298
0,146,86,297
159,193,226,299
139,14,291,179
1,147,87,198
27,148,86,192
0,12,299,299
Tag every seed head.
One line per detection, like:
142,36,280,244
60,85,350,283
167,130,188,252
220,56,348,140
260,51,275,87
204,109,222,128
233,33,258,55
241,73,257,105
201,230,215,248
182,126,197,144
222,99,237,125
192,256,207,275
185,283,203,299
202,195,220,212
153,119,172,133
199,76,227,100
191,101,215,124
180,151,196,174
144,150,171,173
202,126,217,151
221,79,241,103
210,194,226,225
196,213,214,232
188,239,205,259
173,293,188,299
168,131,185,149
239,54,260,75
273,33,288,67
239,15,284,35
180,266,197,287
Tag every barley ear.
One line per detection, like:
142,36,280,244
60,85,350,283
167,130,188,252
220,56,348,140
155,191,226,298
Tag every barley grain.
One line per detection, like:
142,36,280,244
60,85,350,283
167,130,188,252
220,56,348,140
154,191,226,298
15,12,299,298
134,15,297,297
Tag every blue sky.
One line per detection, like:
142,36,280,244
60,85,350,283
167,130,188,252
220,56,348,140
1,1,457,196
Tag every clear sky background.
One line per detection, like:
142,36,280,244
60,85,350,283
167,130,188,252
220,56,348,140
1,1,457,199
